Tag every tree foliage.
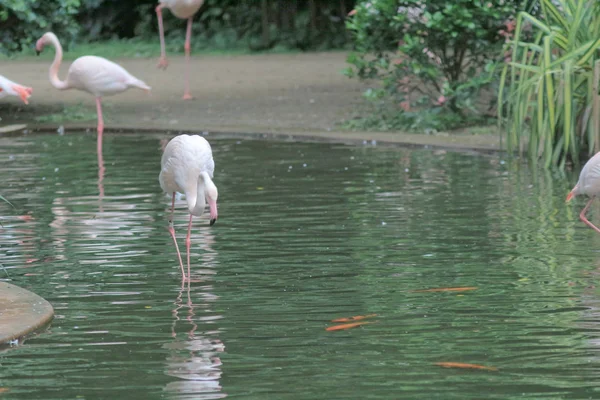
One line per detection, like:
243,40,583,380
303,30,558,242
0,0,80,54
0,0,356,55
345,0,522,131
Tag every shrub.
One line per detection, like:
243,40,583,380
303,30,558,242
0,0,80,55
76,0,354,52
345,0,522,132
498,0,600,168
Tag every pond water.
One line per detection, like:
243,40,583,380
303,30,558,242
0,132,599,399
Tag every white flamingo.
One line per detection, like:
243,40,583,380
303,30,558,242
0,75,32,104
159,134,218,281
567,152,600,234
155,0,206,99
35,32,151,157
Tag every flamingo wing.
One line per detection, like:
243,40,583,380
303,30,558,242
68,56,139,96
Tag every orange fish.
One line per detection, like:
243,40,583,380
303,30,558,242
435,362,498,371
331,314,377,323
412,287,477,293
326,322,370,331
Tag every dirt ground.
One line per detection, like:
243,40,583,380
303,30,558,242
0,52,501,152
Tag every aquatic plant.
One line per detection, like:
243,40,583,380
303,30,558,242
498,0,600,168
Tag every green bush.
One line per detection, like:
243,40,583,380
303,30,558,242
76,0,353,52
0,0,80,55
0,1,354,55
345,0,522,132
498,0,600,168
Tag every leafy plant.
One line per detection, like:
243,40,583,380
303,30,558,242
75,0,354,52
0,0,80,55
498,0,600,168
345,0,521,132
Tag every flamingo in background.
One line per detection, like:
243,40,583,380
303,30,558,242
156,0,205,100
567,152,600,233
0,75,32,104
35,32,151,158
159,134,218,282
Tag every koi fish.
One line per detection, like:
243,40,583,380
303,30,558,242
435,362,498,371
331,314,377,323
325,322,370,331
412,287,477,293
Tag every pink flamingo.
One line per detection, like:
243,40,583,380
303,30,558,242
0,75,32,104
567,152,600,233
156,0,205,100
159,134,218,282
35,32,151,158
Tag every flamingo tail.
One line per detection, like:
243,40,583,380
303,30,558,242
129,79,151,93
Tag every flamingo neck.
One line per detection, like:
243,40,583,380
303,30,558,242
186,178,206,216
47,35,69,90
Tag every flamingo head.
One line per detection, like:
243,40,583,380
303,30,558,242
35,32,54,55
35,37,45,55
12,84,32,105
200,171,218,226
566,185,579,202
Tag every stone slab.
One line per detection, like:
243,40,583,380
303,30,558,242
0,281,54,344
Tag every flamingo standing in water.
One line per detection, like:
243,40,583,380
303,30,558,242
156,0,205,99
0,75,32,104
567,152,600,233
35,32,151,158
159,134,218,281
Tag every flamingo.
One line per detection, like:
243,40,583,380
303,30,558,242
159,134,218,281
567,152,600,233
35,32,151,158
0,75,32,104
155,0,205,100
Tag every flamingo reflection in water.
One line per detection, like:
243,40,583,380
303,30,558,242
163,224,226,399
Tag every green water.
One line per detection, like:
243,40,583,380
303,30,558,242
0,132,599,399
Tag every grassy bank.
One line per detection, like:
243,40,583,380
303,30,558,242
0,38,306,62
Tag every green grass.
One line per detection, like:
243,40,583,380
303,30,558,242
34,103,100,123
0,37,305,62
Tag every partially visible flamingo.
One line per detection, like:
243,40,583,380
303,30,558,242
159,134,218,282
0,75,32,104
567,152,600,233
35,32,151,158
156,0,205,99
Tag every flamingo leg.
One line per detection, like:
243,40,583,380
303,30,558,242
186,214,193,280
168,192,186,279
95,97,104,158
183,17,193,100
156,4,169,69
580,196,600,234
95,97,105,203
97,143,105,209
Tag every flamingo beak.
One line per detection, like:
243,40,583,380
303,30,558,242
566,191,575,202
12,85,32,105
35,39,43,55
208,198,218,226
